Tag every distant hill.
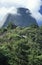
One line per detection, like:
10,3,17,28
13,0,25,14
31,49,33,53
2,7,38,27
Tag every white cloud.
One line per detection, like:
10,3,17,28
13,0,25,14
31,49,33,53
0,7,17,20
0,0,42,27
31,12,42,21
0,0,41,10
0,7,17,27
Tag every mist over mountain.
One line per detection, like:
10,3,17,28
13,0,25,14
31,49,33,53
2,7,38,27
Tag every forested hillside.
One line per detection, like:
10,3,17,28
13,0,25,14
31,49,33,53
0,24,42,65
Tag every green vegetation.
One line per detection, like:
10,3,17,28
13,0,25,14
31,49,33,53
0,24,42,65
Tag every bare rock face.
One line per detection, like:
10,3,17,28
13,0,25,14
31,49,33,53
2,7,38,27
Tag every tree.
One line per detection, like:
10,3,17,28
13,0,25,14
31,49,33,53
7,22,17,29
30,24,39,28
15,42,29,65
0,52,10,65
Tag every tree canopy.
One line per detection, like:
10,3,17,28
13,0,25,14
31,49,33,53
0,24,42,65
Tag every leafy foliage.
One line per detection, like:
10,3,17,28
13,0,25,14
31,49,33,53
0,24,42,65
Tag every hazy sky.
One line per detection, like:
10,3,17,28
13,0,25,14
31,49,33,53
0,0,42,27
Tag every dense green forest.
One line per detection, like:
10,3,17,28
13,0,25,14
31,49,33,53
0,23,42,65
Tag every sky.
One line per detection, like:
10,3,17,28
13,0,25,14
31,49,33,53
0,0,42,27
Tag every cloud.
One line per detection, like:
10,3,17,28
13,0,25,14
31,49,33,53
0,0,42,27
0,7,17,27
0,0,41,9
0,7,17,19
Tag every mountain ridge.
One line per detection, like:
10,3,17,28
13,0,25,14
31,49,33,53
2,7,38,27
